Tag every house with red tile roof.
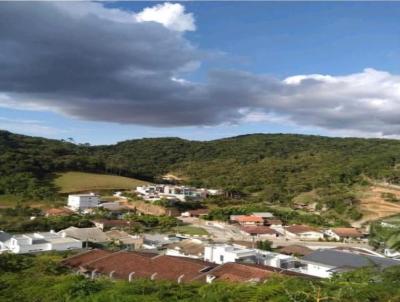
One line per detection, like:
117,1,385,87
63,249,216,283
197,262,313,283
232,215,264,226
240,226,280,239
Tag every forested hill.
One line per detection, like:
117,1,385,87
2,129,400,205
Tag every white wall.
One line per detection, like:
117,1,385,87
204,245,256,264
68,195,99,211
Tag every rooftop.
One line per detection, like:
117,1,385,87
241,226,278,235
166,239,205,256
331,228,362,238
278,245,313,256
302,249,400,270
62,249,113,267
199,262,313,283
59,227,110,243
64,250,216,282
285,225,320,234
235,215,264,223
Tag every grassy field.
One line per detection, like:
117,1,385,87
55,171,149,193
173,225,209,236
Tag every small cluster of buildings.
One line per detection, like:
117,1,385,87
0,227,144,254
135,184,221,202
60,238,400,283
230,212,364,242
64,193,131,216
62,248,311,284
0,230,81,254
1,218,399,283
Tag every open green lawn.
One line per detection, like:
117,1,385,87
173,225,209,236
55,171,149,193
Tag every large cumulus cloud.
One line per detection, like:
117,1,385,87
1,2,400,136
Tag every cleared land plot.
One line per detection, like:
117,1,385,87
55,171,149,193
355,186,400,226
173,225,209,236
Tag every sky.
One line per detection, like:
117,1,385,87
0,1,400,145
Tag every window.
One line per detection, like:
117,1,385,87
220,255,224,262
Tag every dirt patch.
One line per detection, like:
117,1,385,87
354,186,400,227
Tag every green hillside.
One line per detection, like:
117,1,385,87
55,171,148,193
3,129,400,220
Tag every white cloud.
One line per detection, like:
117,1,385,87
136,2,195,32
53,2,195,32
3,3,400,138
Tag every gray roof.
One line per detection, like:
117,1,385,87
0,231,11,242
302,249,400,270
59,227,110,243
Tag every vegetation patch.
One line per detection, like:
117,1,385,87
55,171,148,193
173,225,209,236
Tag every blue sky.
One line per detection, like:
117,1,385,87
1,2,400,144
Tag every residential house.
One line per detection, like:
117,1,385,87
264,219,283,228
284,225,324,241
105,230,143,249
98,202,130,217
59,227,110,245
143,233,181,249
3,231,81,254
204,244,257,264
325,228,363,242
240,226,280,239
63,249,216,283
165,238,205,259
278,245,313,257
201,262,312,283
0,231,12,252
136,184,207,202
67,193,100,212
251,212,274,224
301,249,400,277
232,215,264,226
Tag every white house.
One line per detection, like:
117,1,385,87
384,248,400,258
4,231,82,254
136,184,207,202
204,244,257,264
324,228,362,242
68,193,100,211
284,225,324,241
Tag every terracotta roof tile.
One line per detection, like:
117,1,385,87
62,249,113,267
67,250,216,282
235,215,264,223
278,245,313,256
241,226,278,235
285,225,320,234
331,228,362,238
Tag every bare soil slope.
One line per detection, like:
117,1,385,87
354,185,400,226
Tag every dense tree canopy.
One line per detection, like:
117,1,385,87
2,130,400,219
